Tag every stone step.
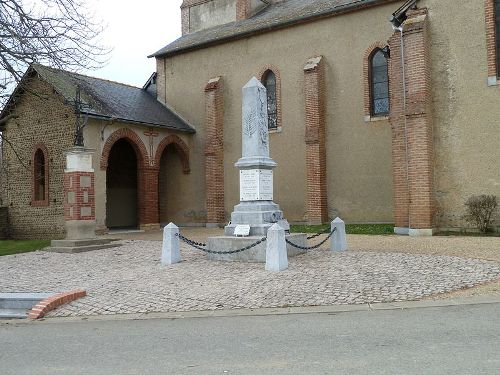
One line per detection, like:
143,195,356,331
50,239,115,247
0,308,29,319
48,242,122,254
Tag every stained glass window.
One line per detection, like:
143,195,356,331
370,49,389,116
263,70,278,130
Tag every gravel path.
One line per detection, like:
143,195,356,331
1,234,499,317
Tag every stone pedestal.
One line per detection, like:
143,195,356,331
49,147,119,253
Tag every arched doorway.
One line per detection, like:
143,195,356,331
106,139,138,229
156,135,191,225
159,144,184,224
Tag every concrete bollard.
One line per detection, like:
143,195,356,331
265,223,288,272
331,217,348,252
162,223,181,265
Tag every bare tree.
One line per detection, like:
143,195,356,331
0,0,108,123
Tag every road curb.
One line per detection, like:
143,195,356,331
5,294,499,325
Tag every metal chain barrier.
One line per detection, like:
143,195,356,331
307,227,332,240
285,227,337,251
176,233,267,255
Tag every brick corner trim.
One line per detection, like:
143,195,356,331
28,289,87,319
303,55,328,224
204,75,225,224
205,76,222,92
485,0,498,79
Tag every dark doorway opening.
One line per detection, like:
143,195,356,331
159,144,185,225
106,139,138,229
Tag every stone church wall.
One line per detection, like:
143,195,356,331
159,0,500,230
159,1,398,224
1,77,73,239
419,0,500,229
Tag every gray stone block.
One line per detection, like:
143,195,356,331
331,217,348,252
265,223,288,272
162,223,181,265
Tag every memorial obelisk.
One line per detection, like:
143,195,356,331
224,77,288,236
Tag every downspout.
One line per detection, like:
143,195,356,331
393,25,411,231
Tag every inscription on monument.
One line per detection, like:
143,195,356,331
240,169,273,201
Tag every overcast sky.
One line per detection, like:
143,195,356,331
85,0,182,87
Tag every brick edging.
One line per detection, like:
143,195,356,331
28,289,86,319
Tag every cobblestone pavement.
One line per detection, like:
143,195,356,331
1,238,499,318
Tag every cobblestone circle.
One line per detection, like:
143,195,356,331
1,240,499,318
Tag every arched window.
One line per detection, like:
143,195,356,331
262,70,278,130
370,49,390,116
32,146,49,205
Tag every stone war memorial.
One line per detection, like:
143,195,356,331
162,77,347,272
163,77,347,267
208,77,307,262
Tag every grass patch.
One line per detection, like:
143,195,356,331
0,240,51,256
290,223,395,235
434,230,500,237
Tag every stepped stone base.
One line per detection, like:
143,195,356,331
206,234,307,263
49,239,121,253
224,201,288,236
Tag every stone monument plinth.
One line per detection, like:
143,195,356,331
208,77,305,262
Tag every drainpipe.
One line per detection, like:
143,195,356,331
394,25,411,231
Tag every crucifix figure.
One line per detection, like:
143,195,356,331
70,85,91,147
144,128,159,165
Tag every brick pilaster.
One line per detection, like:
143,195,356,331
485,0,498,83
304,56,328,224
204,77,225,226
388,32,410,230
389,8,435,233
138,165,160,231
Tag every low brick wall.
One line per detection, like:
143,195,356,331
0,207,8,239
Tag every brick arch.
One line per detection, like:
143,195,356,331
100,128,149,170
257,64,282,130
363,42,389,120
154,134,191,174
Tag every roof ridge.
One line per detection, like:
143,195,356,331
33,63,142,90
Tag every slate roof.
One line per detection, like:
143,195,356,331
150,0,395,58
1,64,195,133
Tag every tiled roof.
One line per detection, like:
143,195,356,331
2,64,195,133
150,0,394,58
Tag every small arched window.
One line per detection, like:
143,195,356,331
262,70,278,130
32,146,49,206
370,49,390,116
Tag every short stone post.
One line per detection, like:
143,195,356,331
265,223,288,272
162,223,181,265
331,217,347,252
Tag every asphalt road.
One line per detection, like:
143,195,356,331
1,303,499,375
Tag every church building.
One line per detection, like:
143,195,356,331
1,0,499,239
